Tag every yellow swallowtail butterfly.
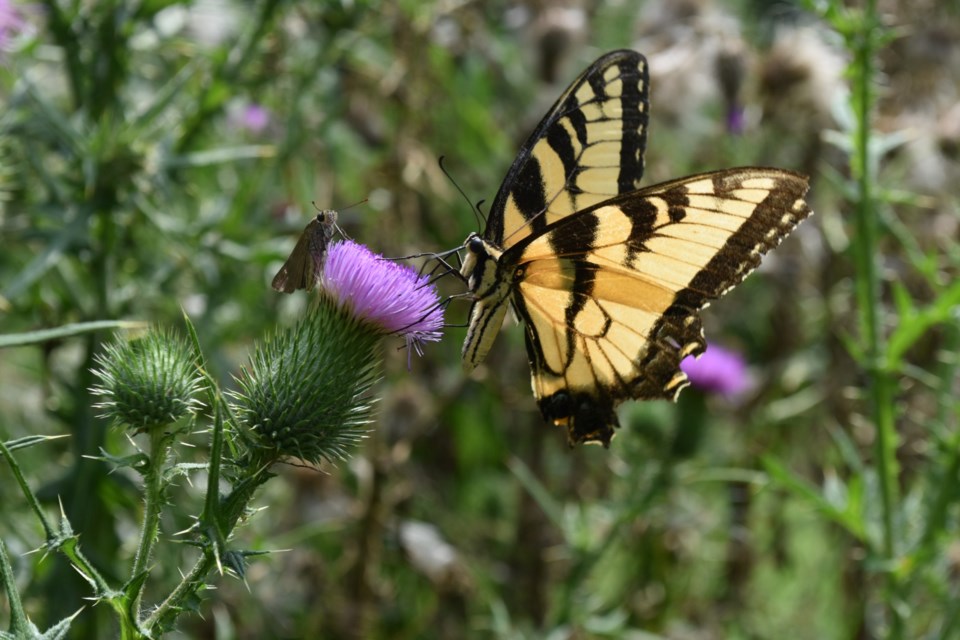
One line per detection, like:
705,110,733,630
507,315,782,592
458,49,811,447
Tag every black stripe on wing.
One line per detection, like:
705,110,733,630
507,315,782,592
486,50,649,248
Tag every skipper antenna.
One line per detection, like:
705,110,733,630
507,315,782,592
313,197,369,213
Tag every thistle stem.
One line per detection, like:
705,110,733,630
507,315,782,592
847,0,902,636
0,538,30,635
142,465,274,634
143,552,216,632
131,429,171,617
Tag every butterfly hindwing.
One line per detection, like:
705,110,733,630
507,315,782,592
509,168,811,445
487,50,649,250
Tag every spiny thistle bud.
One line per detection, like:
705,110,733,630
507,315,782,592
91,328,205,432
232,241,444,466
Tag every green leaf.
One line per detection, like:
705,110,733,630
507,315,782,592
1,214,87,302
890,280,915,320
35,613,82,640
3,434,69,452
201,404,228,576
131,61,201,132
165,145,276,169
221,549,271,580
507,456,565,531
825,423,865,475
762,456,867,542
887,278,960,366
0,320,148,349
20,78,85,156
85,449,150,473
121,569,150,624
2,539,83,639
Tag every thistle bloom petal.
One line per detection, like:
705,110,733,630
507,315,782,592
0,0,25,50
680,344,749,399
320,241,444,356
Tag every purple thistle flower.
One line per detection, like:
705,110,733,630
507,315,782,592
0,0,25,50
726,104,745,136
320,241,444,357
680,344,750,399
240,103,270,133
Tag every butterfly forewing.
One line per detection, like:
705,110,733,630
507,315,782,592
487,50,649,251
271,209,339,294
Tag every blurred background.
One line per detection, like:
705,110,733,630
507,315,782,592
1,0,959,638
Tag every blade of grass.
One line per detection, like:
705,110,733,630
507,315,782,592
0,320,148,349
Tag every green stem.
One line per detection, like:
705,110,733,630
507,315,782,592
39,0,84,110
130,429,171,617
0,437,117,601
0,438,56,540
848,1,902,636
142,552,216,631
142,464,274,634
0,538,30,635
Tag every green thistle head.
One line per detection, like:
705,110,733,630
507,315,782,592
231,240,444,467
91,328,205,432
231,296,381,467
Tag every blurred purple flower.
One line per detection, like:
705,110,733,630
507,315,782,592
726,104,745,135
239,103,270,134
320,241,444,357
680,344,749,399
0,0,25,49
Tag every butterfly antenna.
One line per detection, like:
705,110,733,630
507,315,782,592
439,156,486,230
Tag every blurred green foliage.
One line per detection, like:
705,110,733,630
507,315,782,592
1,0,960,638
